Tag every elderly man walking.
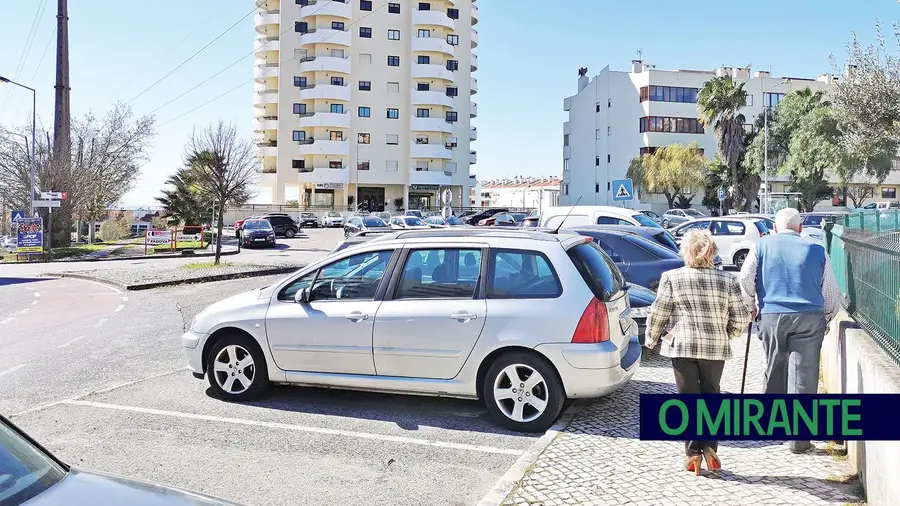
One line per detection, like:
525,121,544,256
738,208,842,454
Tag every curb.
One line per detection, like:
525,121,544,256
46,266,299,291
476,399,590,506
58,247,241,263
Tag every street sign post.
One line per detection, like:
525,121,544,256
32,200,60,208
718,188,726,216
611,178,634,206
40,191,66,200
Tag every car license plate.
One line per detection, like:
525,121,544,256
254,238,265,242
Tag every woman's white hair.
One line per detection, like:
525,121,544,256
680,229,718,269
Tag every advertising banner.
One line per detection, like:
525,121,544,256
16,217,43,254
145,230,173,245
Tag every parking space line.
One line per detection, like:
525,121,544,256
0,364,27,378
0,317,13,324
114,304,125,312
59,336,84,348
63,400,525,456
94,318,108,327
31,300,39,306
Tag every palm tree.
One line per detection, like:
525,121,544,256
697,76,749,209
155,167,211,227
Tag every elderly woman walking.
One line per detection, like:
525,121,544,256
645,229,751,475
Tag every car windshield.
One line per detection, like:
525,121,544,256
509,213,527,222
650,229,680,252
326,212,341,217
632,214,663,229
446,216,464,225
684,209,704,217
802,215,825,226
300,213,315,218
404,217,425,226
427,217,446,225
243,220,272,230
363,217,387,227
0,419,67,505
641,210,660,218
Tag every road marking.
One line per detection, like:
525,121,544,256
25,287,33,291
122,296,128,302
18,308,29,315
77,278,123,294
0,317,13,324
0,364,27,378
64,400,524,456
114,304,125,312
94,318,108,328
31,300,39,306
59,336,85,348
33,292,40,297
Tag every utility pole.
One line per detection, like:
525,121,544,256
51,0,70,248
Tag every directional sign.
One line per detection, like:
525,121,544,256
40,191,65,200
718,188,727,202
33,200,61,208
611,178,634,202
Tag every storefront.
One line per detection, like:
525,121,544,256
358,186,386,212
409,184,440,210
304,183,344,208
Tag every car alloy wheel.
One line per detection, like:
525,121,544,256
493,364,548,423
734,250,748,269
206,334,269,401
285,229,296,238
483,352,564,432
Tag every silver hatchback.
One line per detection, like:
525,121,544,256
182,230,641,432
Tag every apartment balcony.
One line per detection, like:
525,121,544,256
258,141,278,157
300,28,351,47
470,77,478,94
410,116,454,134
260,171,277,187
563,121,571,135
470,101,478,117
411,36,454,56
411,63,453,81
470,126,477,141
299,55,350,74
471,53,478,71
254,10,279,33
410,169,452,186
412,10,455,30
300,0,351,20
410,141,453,160
252,90,278,107
471,28,479,48
411,90,454,108
254,63,279,80
472,3,479,24
298,112,350,129
297,139,350,156
253,115,279,132
298,84,351,102
254,35,279,58
469,150,477,165
297,166,351,184
563,145,571,159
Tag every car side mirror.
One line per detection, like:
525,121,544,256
294,287,310,304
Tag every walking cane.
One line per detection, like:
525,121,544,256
739,321,755,395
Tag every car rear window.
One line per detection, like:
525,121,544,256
650,230,679,252
753,221,768,235
622,234,681,260
566,242,625,302
487,249,562,299
632,214,663,229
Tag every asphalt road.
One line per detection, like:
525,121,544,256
0,231,540,506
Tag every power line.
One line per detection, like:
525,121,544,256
0,0,49,117
10,29,55,121
126,7,257,104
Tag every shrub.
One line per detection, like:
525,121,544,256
98,217,131,242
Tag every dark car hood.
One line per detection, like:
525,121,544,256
244,229,272,235
25,468,241,506
627,283,656,307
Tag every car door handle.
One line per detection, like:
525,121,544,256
345,311,369,321
450,312,477,322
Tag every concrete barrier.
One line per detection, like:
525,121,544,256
820,310,900,506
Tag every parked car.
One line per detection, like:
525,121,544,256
297,212,319,228
262,214,299,238
660,208,706,228
585,225,679,253
322,211,345,228
389,216,430,230
639,210,663,225
539,205,663,230
424,216,466,228
183,229,640,432
372,211,393,223
670,217,769,268
520,216,540,228
240,219,277,247
481,212,527,227
801,212,848,229
625,283,656,345
404,210,425,219
465,208,509,225
858,201,900,211
233,215,260,238
0,413,241,505
2,236,16,253
344,216,390,237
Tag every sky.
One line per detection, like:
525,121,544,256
1,0,898,207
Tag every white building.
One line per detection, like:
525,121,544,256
560,61,838,213
254,0,479,211
480,176,561,212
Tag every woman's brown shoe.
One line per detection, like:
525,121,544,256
684,455,702,476
703,448,722,473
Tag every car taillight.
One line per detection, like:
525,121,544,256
572,297,610,343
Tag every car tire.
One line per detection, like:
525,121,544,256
205,332,270,402
662,220,669,228
734,249,749,269
344,228,349,238
483,351,565,433
285,228,296,238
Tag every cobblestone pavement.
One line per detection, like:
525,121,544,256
501,337,864,506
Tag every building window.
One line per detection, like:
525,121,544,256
595,129,600,139
417,55,430,64
388,2,400,13
639,86,699,103
639,147,658,156
418,2,430,10
359,80,371,91
329,160,343,169
415,134,429,144
447,34,459,45
765,92,785,108
387,55,400,66
445,86,458,97
330,76,344,86
745,95,754,106
563,134,569,147
596,104,600,113
416,108,430,118
292,131,306,142
386,160,399,171
447,8,459,19
331,21,345,30
638,116,705,134
388,29,400,40
358,107,371,117
418,29,431,38
359,27,372,38
292,103,306,115
595,183,600,193
607,126,611,135
883,187,897,199
595,156,599,166
358,133,370,144
387,82,399,93
417,82,430,91
357,160,370,170
387,108,400,119
294,76,306,87
291,159,305,170
446,111,458,122
607,154,611,163
386,134,399,145
295,22,308,33
359,53,372,65
360,0,372,10
330,103,344,114
446,60,459,71
564,184,569,196
330,131,343,141
563,159,569,171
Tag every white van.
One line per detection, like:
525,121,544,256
539,206,664,230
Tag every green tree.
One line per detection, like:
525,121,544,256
626,143,707,209
784,106,845,211
156,167,212,226
697,76,753,210
98,214,131,242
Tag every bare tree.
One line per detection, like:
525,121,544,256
185,122,258,264
845,181,877,208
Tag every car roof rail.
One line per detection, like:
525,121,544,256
391,229,561,242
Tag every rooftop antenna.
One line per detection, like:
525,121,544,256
552,196,582,234
637,48,643,60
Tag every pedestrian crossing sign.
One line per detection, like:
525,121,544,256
611,178,634,202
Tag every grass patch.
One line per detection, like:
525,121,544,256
182,261,228,270
50,244,107,259
825,472,858,485
152,241,205,253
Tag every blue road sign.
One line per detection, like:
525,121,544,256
11,210,25,222
612,178,634,202
717,188,727,202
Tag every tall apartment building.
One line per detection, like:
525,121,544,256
253,0,479,211
560,61,840,213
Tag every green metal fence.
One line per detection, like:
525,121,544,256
827,209,900,365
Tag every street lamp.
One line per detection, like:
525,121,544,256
762,78,790,214
0,75,37,216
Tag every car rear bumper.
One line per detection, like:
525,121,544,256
181,330,207,375
534,336,641,398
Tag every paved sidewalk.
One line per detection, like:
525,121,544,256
500,337,864,506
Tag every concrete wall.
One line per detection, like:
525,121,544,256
820,310,900,506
